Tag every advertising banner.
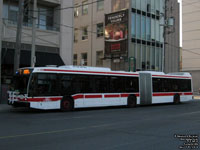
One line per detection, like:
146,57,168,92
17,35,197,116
105,9,128,55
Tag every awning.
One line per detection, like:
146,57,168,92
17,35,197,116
35,51,64,66
2,49,64,67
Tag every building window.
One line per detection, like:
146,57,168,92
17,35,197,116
81,53,87,66
146,46,150,70
159,48,163,71
131,13,136,38
150,47,155,70
136,0,140,9
151,19,155,41
147,0,151,12
151,0,155,14
132,0,136,8
23,1,32,27
156,20,160,41
74,29,78,43
142,15,146,40
74,4,79,17
73,54,78,65
82,27,88,40
97,23,103,37
136,14,141,39
97,0,104,11
142,45,146,70
38,6,54,30
136,44,141,70
3,1,57,31
146,17,151,40
9,4,19,24
82,1,88,15
112,0,129,12
3,3,9,19
96,51,103,66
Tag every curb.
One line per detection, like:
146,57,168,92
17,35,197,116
0,104,10,110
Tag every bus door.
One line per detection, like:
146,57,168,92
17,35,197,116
139,73,152,105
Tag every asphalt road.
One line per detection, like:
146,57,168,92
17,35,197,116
0,100,200,150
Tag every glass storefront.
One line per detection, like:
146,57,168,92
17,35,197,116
131,0,165,71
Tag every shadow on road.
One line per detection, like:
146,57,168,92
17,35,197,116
4,100,195,114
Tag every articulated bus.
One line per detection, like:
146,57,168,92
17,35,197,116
8,66,193,111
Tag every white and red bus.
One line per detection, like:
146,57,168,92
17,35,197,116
8,66,193,111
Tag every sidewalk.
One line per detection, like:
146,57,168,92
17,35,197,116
0,104,10,111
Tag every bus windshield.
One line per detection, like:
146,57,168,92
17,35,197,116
13,75,30,94
11,69,33,94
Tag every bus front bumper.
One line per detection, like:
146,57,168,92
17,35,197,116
8,100,30,108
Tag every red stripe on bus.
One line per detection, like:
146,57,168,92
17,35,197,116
73,95,84,100
183,92,193,95
85,95,102,99
120,93,140,97
121,94,129,97
153,92,193,97
152,75,191,79
43,69,138,76
73,94,141,100
19,92,192,102
22,97,62,102
104,94,120,98
135,93,140,97
153,93,176,96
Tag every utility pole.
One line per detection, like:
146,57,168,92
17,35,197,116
31,0,37,67
90,0,93,66
163,0,169,72
0,0,3,103
14,0,24,74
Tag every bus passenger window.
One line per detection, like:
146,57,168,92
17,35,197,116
31,73,59,96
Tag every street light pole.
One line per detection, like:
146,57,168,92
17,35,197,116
31,0,37,67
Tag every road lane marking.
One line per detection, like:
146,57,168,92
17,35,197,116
0,123,115,140
173,111,200,117
42,115,93,121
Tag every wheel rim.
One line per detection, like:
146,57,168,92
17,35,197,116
63,101,70,109
130,100,135,106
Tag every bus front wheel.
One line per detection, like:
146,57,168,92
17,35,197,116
173,94,180,104
127,95,137,108
61,97,74,111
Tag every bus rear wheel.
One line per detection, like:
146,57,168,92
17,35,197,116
174,94,180,104
127,95,137,108
61,97,74,111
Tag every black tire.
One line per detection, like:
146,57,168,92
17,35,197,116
60,97,74,111
127,95,137,108
174,94,180,104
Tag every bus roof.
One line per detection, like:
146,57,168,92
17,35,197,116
59,65,112,72
139,71,192,78
31,66,139,76
22,66,191,78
